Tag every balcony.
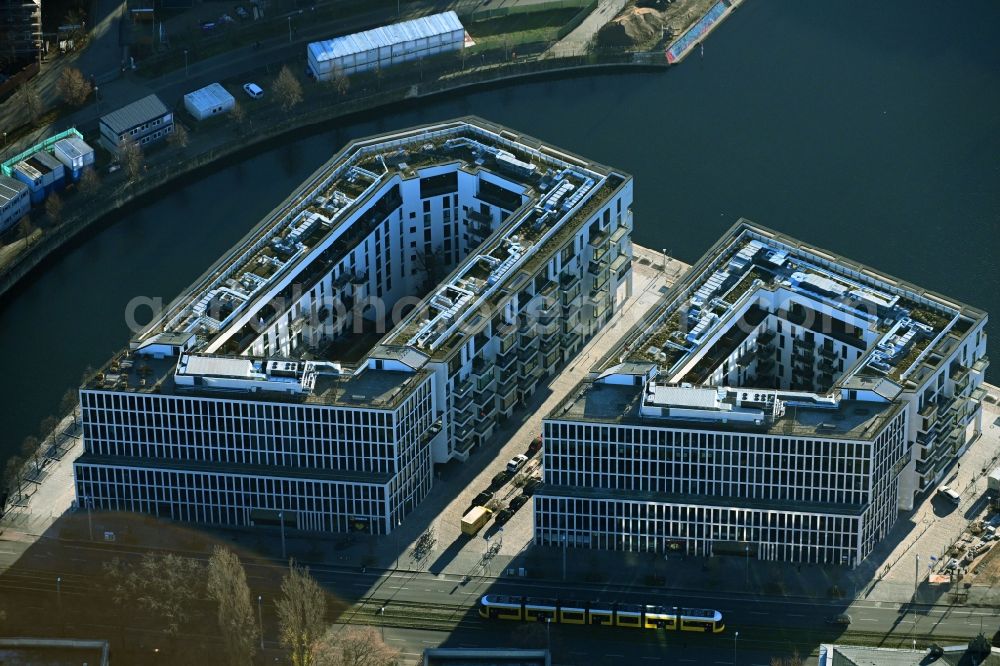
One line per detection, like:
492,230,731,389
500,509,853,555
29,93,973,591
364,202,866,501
475,417,495,436
953,368,971,394
498,373,517,398
452,405,475,428
561,331,581,350
972,356,990,376
756,357,775,374
454,427,475,453
519,361,541,381
588,230,610,251
453,376,472,399
518,346,540,364
755,343,776,358
591,270,611,293
609,225,629,244
454,389,473,412
560,270,581,290
519,331,540,351
819,346,838,362
539,320,560,342
497,348,518,370
588,257,610,276
757,330,776,345
561,282,581,305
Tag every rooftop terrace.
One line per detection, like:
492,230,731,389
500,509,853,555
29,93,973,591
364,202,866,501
548,380,902,440
611,220,985,389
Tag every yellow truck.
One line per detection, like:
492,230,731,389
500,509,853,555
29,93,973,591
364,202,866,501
461,506,493,536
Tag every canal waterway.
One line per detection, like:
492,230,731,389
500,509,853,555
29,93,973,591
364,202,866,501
1,0,997,465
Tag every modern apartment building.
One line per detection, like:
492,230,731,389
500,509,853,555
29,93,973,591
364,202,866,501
74,117,634,535
535,220,988,566
0,0,41,74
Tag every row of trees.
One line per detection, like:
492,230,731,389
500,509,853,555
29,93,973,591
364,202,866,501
102,547,397,665
13,67,93,127
1,389,77,512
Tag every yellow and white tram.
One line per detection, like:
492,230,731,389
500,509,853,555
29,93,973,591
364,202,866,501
478,595,725,633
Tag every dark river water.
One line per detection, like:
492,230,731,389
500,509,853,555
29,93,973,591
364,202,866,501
1,0,998,464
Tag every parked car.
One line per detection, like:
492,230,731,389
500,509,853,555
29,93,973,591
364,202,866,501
469,490,492,509
506,454,528,474
494,508,513,525
527,436,542,456
234,5,249,19
509,494,528,512
243,82,264,99
937,485,961,505
825,613,851,626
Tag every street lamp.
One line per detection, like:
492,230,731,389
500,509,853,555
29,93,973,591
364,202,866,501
279,511,286,560
561,533,567,581
379,606,385,640
183,49,188,78
733,630,738,666
258,595,264,650
85,497,93,541
394,519,402,570
287,16,292,43
745,544,750,586
545,617,551,652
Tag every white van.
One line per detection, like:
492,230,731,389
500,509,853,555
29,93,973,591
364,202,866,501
242,82,264,99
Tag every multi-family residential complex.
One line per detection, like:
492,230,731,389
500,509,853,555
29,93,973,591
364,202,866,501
536,220,988,566
74,118,634,535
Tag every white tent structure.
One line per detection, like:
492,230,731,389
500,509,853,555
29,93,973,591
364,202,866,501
183,83,236,121
307,11,464,81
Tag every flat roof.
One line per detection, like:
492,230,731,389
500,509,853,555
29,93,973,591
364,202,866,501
183,82,235,111
549,380,903,440
54,136,94,159
94,118,624,407
604,219,986,387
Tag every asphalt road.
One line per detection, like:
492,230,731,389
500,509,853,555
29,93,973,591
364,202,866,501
3,535,997,664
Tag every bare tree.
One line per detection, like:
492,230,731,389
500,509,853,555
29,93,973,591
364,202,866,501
39,415,60,443
45,192,63,225
60,388,79,426
118,135,144,184
103,557,142,647
78,167,100,197
276,560,326,666
312,626,397,666
330,67,350,96
273,66,303,111
230,100,247,134
20,436,41,475
17,83,43,124
770,651,803,666
168,123,190,149
207,546,259,666
56,67,92,106
2,455,25,506
136,552,205,639
17,216,35,247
